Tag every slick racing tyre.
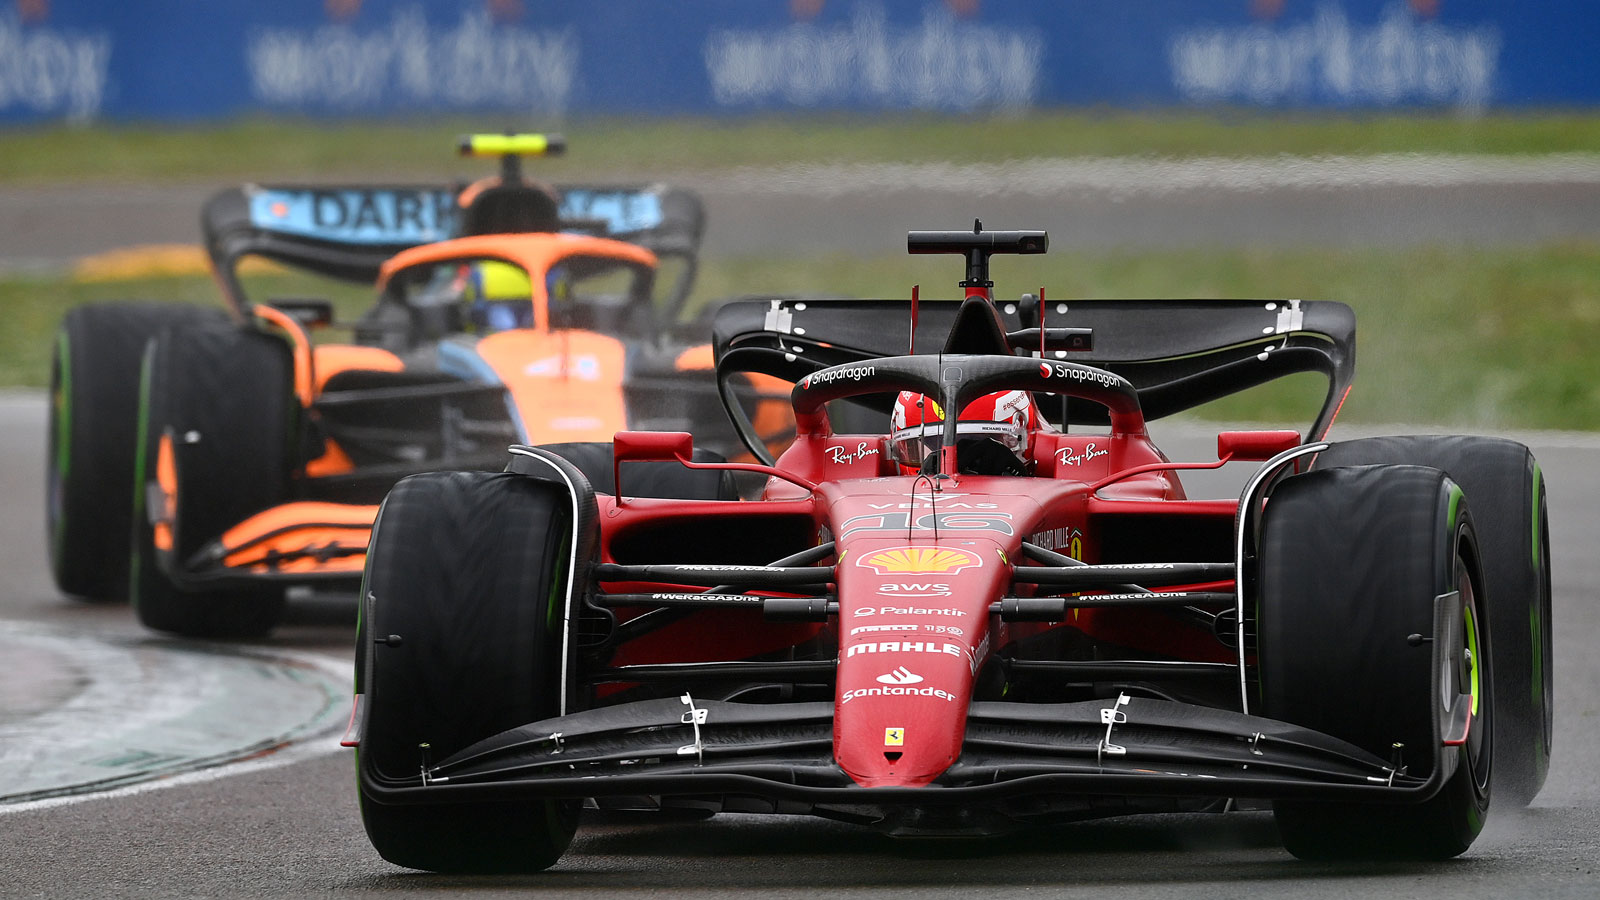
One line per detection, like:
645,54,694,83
1315,436,1551,805
357,471,581,874
130,323,293,638
1259,464,1492,860
47,302,224,600
538,441,739,500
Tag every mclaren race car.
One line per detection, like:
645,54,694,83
348,225,1553,870
46,134,780,637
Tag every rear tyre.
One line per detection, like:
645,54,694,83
357,471,580,873
47,302,224,600
538,441,738,499
1316,436,1551,805
131,324,293,638
1259,465,1492,860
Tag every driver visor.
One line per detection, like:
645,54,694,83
889,420,1023,466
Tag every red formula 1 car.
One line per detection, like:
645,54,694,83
47,135,782,638
348,226,1553,870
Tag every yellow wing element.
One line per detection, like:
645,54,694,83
458,133,566,158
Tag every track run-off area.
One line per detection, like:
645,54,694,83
3,161,1600,896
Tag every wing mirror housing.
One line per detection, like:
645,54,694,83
613,430,694,464
612,431,693,502
264,299,335,328
1217,430,1302,462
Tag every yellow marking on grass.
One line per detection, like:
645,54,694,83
73,245,284,283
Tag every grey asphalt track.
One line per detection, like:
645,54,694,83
3,389,1599,897
4,165,1600,896
4,157,1600,271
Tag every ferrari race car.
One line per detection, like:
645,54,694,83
348,225,1553,870
46,134,776,638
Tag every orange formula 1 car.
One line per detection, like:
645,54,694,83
46,135,784,638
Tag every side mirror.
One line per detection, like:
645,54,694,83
613,430,693,463
1217,430,1301,462
612,431,693,502
264,299,335,328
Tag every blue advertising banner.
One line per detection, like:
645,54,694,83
1,1,1594,124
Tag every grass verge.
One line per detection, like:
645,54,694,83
6,243,1599,431
5,112,1600,183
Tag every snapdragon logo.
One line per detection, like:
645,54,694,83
801,365,875,389
1169,3,1500,111
0,14,111,121
704,4,1042,111
247,6,576,112
1039,362,1123,388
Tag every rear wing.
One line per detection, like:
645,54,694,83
201,182,705,315
712,297,1355,461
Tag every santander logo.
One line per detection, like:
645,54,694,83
876,667,923,686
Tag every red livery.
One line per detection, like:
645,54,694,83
349,224,1554,871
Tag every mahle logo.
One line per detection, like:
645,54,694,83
857,546,981,575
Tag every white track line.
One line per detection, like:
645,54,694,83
0,625,350,816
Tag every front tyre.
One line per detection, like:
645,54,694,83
356,471,581,873
1259,464,1492,860
130,324,292,638
1316,436,1551,804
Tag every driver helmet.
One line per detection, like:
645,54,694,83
889,389,1036,475
460,259,535,332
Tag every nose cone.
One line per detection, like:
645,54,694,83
832,540,1005,787
835,638,973,786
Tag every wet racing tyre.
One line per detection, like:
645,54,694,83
538,441,738,500
130,323,293,638
1259,464,1492,860
1315,436,1551,805
47,302,225,600
356,471,581,873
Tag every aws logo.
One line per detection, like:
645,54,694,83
879,582,952,597
857,546,981,575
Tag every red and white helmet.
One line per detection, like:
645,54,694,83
889,390,1036,471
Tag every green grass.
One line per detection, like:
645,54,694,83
9,243,1600,431
4,111,1600,183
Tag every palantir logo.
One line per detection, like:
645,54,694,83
876,666,924,686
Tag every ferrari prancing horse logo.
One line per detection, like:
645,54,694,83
884,727,905,746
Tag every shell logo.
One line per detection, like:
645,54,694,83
858,546,981,575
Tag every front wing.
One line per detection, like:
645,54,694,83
357,694,1451,825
